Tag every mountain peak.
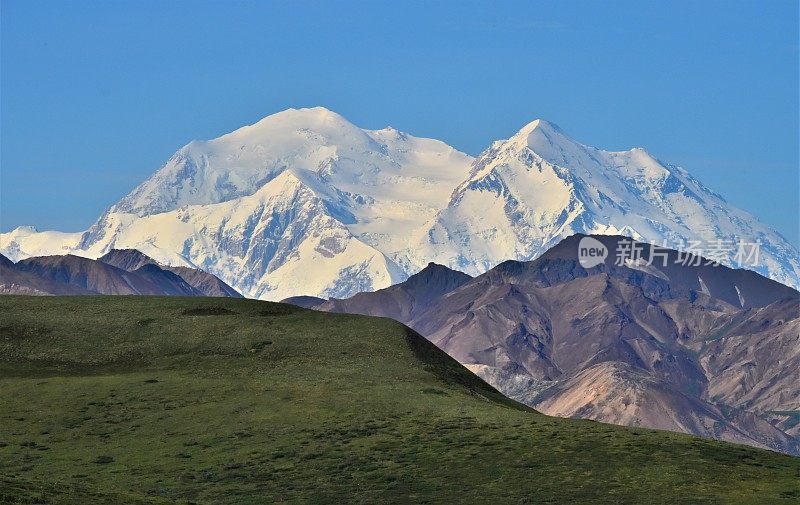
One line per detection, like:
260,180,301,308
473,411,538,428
404,262,472,290
11,225,39,236
509,118,577,155
517,118,561,135
100,248,158,271
275,106,345,121
217,106,360,145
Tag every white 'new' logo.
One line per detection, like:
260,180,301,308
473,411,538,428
578,237,608,268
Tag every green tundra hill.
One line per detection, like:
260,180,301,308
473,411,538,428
0,296,798,504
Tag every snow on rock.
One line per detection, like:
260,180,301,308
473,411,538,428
2,109,798,298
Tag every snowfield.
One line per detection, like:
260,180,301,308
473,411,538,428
2,107,798,298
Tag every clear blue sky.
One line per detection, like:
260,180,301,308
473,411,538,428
1,0,798,244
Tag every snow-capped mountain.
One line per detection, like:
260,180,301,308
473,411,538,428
2,108,798,298
404,119,800,288
1,226,83,261
3,108,473,300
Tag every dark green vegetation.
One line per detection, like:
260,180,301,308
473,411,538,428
0,296,798,504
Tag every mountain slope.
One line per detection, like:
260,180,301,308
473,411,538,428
530,361,795,453
0,226,83,263
97,248,156,271
1,250,241,297
1,295,798,504
10,255,201,296
0,255,95,296
698,298,800,436
318,262,472,321
161,265,242,298
99,249,242,297
68,170,408,299
1,109,797,298
316,234,800,454
279,295,326,309
0,253,15,268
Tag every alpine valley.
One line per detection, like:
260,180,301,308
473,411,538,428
2,107,798,300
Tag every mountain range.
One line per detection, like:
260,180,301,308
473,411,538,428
0,249,240,297
310,234,800,455
2,107,798,299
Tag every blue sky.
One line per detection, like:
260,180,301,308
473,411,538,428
1,0,798,244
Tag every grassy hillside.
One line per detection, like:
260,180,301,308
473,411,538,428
0,296,798,504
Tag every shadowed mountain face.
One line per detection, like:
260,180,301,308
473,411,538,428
318,262,473,322
316,234,800,455
98,248,155,271
0,249,241,298
0,253,14,269
99,249,242,298
0,253,95,296
8,255,201,296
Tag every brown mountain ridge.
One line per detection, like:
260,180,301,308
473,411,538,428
0,249,241,298
306,234,800,455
